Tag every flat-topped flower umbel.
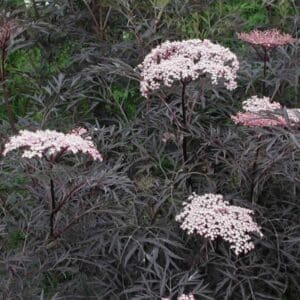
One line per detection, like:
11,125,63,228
231,96,286,127
137,39,239,98
242,95,281,113
3,128,103,161
137,39,239,167
238,29,295,93
3,128,103,239
231,112,286,127
176,193,263,256
237,29,295,50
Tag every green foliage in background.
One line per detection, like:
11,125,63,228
178,1,268,39
6,230,26,250
111,85,139,119
177,0,297,47
1,42,73,120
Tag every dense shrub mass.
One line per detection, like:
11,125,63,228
0,1,299,299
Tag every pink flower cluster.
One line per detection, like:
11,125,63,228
175,193,263,256
242,96,281,113
162,293,195,300
231,112,286,127
3,129,103,161
237,29,295,50
137,39,239,98
231,96,286,127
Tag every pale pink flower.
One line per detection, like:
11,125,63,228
161,132,176,143
176,193,263,256
137,39,239,98
242,96,281,113
69,127,89,136
286,108,300,123
231,95,286,127
237,29,295,50
231,112,287,127
3,129,103,161
178,294,195,300
162,294,195,300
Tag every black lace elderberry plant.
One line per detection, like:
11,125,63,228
231,95,286,202
2,128,103,240
137,39,239,185
237,29,295,93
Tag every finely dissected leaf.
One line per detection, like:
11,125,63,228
0,0,299,299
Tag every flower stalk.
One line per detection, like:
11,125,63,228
137,39,239,182
249,134,262,203
49,178,56,238
263,47,268,93
31,0,40,19
181,81,188,164
237,29,295,95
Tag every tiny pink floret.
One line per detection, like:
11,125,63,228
176,193,263,256
137,39,239,98
3,129,103,161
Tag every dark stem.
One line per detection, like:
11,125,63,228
52,183,84,214
49,178,56,238
263,48,268,94
188,77,206,124
83,0,102,41
249,135,262,203
98,5,111,42
31,0,40,19
263,48,268,77
265,4,273,24
181,82,188,164
251,45,264,61
1,49,17,133
181,81,193,190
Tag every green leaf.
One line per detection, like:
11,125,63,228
154,0,171,9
